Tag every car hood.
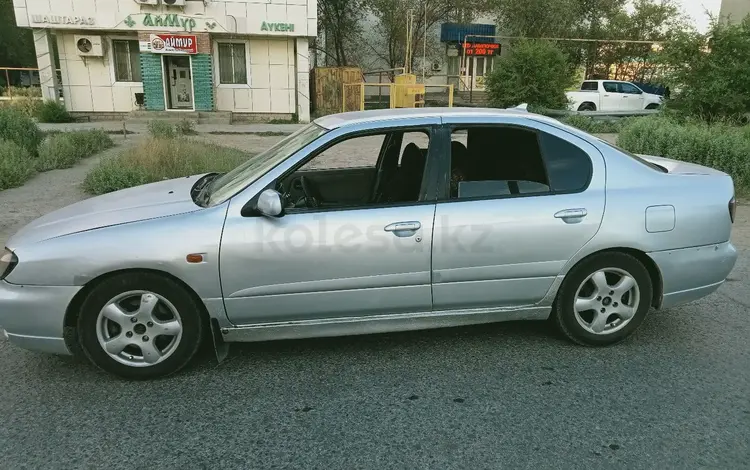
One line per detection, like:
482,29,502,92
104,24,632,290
7,174,206,247
638,154,728,177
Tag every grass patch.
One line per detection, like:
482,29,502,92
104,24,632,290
36,130,114,171
618,116,750,189
0,139,36,190
83,138,251,195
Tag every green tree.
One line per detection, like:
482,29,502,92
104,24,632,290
316,0,366,66
485,40,576,109
658,16,750,121
0,0,35,68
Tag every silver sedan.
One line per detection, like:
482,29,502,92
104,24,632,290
0,108,738,379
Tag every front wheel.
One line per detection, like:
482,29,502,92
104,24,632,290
645,103,661,110
578,102,596,112
77,272,204,379
553,252,653,346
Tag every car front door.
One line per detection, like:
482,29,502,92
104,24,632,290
219,119,440,326
430,117,606,311
618,82,645,110
600,81,623,111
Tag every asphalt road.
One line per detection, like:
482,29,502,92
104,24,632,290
1,243,749,469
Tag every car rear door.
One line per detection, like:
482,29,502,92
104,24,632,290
430,116,606,311
600,82,624,111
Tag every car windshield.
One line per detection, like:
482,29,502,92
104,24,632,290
206,123,328,206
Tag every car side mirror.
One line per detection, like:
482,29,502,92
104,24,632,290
255,189,284,217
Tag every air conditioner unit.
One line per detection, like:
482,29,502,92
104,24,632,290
431,61,442,72
75,35,104,57
134,0,159,5
162,0,187,6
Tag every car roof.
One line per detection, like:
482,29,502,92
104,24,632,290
313,107,560,130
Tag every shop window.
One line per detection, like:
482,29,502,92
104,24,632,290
112,40,142,83
218,43,248,85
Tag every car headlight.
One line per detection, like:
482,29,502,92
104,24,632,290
0,248,18,281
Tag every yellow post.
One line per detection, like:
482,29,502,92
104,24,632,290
342,84,346,113
448,84,454,107
389,84,395,109
360,82,365,111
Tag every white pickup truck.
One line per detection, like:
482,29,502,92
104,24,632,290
566,80,663,112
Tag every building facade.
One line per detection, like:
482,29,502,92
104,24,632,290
720,0,750,24
13,0,315,121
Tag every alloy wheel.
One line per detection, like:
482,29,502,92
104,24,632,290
573,268,641,335
96,290,183,367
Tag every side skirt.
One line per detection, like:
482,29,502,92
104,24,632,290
221,305,552,343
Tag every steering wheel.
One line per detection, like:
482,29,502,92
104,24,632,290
300,176,323,208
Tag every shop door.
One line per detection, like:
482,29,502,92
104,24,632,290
164,56,193,110
470,57,492,91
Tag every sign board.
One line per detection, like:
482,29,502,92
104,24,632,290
30,14,95,26
463,42,500,56
144,34,198,54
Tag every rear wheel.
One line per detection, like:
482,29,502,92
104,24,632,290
553,252,652,346
578,102,596,111
77,272,204,379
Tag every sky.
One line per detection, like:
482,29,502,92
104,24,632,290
674,0,722,32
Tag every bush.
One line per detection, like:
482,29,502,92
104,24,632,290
485,40,576,109
83,138,250,195
0,139,36,190
617,116,750,188
658,17,750,121
147,120,176,139
0,107,43,156
36,100,72,123
175,118,197,136
560,115,628,134
9,97,43,118
36,130,114,171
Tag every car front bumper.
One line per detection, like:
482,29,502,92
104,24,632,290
649,241,738,310
0,280,80,355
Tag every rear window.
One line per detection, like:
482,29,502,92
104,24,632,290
581,81,598,91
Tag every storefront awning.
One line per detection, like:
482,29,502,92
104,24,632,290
440,23,497,43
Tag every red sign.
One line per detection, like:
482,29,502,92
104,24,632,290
463,42,500,56
149,34,198,54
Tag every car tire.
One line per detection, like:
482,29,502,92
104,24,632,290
553,252,653,346
578,102,596,111
77,272,204,380
646,103,661,110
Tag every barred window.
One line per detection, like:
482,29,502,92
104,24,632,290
218,43,248,84
112,40,142,82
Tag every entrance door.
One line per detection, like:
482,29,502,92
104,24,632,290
164,56,193,110
470,57,492,91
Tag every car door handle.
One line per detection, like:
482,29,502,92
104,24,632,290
554,208,588,219
384,221,421,232
603,94,610,97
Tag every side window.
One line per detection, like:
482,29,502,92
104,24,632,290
448,126,550,199
538,133,592,192
581,81,599,91
618,83,642,94
301,135,385,171
603,82,619,93
286,130,431,209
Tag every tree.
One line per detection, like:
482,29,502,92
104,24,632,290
0,0,35,69
484,40,576,109
657,16,750,121
363,0,486,73
491,0,580,38
316,0,366,66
